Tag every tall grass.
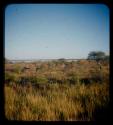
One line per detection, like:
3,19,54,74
5,60,109,121
5,82,109,121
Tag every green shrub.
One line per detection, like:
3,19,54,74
5,72,19,84
35,77,48,84
13,66,21,74
20,76,48,85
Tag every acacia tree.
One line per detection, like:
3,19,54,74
87,51,106,62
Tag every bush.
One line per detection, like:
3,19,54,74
35,77,48,84
5,72,19,85
5,73,20,86
80,78,91,85
20,76,36,85
13,66,21,74
19,76,48,86
89,70,104,84
67,73,80,84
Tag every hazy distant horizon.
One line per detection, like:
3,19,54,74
5,4,109,60
6,57,87,61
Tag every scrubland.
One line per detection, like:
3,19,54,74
5,60,109,121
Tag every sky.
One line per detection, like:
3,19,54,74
5,4,109,60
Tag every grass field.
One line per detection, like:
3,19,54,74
5,60,109,121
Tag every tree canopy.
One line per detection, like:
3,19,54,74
87,51,109,62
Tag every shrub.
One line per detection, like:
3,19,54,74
37,76,47,84
5,72,19,85
19,76,48,86
20,76,36,85
89,71,104,84
80,78,91,85
67,72,80,84
13,66,22,74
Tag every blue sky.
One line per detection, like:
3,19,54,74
5,4,109,60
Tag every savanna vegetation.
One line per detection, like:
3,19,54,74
5,52,109,121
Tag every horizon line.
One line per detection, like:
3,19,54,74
6,58,87,61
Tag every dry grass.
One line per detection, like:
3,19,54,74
5,82,109,121
5,60,109,121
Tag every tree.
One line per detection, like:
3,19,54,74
58,58,66,61
58,58,66,63
87,51,106,62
